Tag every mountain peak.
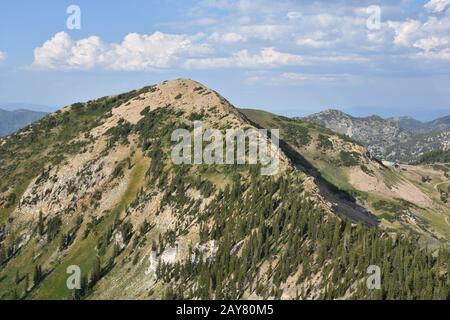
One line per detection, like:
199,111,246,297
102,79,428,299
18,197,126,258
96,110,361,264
106,78,244,130
0,80,449,300
319,109,349,116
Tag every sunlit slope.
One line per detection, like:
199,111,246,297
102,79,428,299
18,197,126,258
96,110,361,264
0,81,448,300
241,108,450,244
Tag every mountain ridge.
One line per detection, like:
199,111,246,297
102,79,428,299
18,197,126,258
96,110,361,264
389,115,450,134
0,79,448,300
0,108,47,137
303,109,450,162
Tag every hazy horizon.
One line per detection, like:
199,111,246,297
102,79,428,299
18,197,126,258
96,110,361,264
1,1,450,121
2,95,449,122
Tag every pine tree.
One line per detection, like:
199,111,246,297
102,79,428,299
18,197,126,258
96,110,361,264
90,256,101,285
24,273,29,293
38,211,44,236
33,265,42,286
15,269,20,284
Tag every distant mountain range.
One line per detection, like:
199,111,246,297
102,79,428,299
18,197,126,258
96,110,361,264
0,103,53,113
0,108,47,136
303,110,450,162
388,115,450,134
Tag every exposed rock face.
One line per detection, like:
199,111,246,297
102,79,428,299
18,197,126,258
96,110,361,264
303,109,450,162
0,79,447,301
389,115,450,134
0,79,316,299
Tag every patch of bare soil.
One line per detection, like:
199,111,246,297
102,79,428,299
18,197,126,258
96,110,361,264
349,169,433,208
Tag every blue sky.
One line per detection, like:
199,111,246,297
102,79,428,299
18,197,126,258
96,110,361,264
1,0,450,120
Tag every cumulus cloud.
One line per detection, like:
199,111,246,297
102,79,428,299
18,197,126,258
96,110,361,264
185,47,306,69
388,10,450,60
280,72,348,82
209,32,246,43
0,50,6,63
297,38,331,48
414,36,450,52
30,1,450,73
32,31,211,70
245,71,352,85
207,23,296,43
389,20,422,47
296,32,335,48
416,48,450,60
33,32,104,70
237,24,291,41
424,0,450,13
104,32,210,71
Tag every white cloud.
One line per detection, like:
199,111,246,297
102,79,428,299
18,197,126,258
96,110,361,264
0,51,6,63
388,19,422,46
32,32,101,70
104,32,210,71
29,1,450,73
209,32,246,43
287,11,302,20
311,54,368,63
416,48,450,60
296,32,334,48
32,31,211,70
414,36,450,52
222,32,246,43
185,47,307,69
201,0,277,13
280,72,309,81
200,0,235,10
387,10,450,60
281,72,345,82
246,71,352,85
193,17,218,26
237,24,291,41
424,0,450,13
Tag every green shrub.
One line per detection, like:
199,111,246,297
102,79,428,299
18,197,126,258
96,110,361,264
418,149,450,164
339,151,359,167
285,124,311,147
47,216,62,243
317,134,333,150
372,199,409,214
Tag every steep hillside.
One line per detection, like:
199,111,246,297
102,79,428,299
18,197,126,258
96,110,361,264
0,109,47,136
302,109,411,161
430,116,450,133
0,80,448,300
390,115,450,134
304,110,450,162
418,150,450,164
243,109,450,245
388,116,428,133
390,129,450,162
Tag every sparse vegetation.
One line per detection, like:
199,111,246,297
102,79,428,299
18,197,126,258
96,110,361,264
285,124,311,147
372,199,409,214
418,149,450,164
318,134,333,150
339,151,359,167
0,81,448,301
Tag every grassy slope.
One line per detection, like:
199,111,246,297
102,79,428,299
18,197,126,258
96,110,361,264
30,150,148,299
241,108,360,192
240,108,450,242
